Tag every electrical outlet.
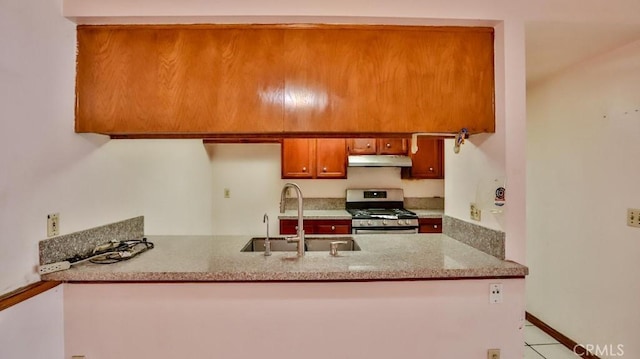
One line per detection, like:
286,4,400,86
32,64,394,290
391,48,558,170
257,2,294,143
489,283,503,304
470,203,481,221
38,261,71,274
627,208,640,227
487,348,500,359
71,356,86,359
47,213,59,237
224,188,230,198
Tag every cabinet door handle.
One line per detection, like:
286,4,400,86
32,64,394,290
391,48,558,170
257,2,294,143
429,167,434,171
366,143,371,148
331,225,335,231
302,167,307,172
386,143,391,148
434,225,438,229
322,167,327,172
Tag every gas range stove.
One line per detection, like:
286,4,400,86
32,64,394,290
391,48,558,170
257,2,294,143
346,189,419,234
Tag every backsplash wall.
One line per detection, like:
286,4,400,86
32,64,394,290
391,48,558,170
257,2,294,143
207,143,444,235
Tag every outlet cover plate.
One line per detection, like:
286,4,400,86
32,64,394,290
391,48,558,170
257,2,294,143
489,283,503,304
627,208,640,227
470,203,481,221
47,213,59,237
487,348,500,359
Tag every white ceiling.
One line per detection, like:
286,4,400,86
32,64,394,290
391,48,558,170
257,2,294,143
526,21,640,86
523,0,640,86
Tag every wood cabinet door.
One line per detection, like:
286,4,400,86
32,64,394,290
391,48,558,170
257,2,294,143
76,26,285,135
284,28,385,133
406,138,444,179
283,27,494,134
347,139,377,155
377,138,408,155
418,218,443,233
281,139,315,178
315,139,347,178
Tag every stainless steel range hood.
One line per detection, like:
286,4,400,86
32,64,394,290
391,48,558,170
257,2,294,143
347,155,412,167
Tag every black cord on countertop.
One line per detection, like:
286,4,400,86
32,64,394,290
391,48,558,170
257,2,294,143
89,238,155,264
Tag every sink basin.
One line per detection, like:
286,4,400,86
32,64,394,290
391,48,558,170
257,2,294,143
241,236,360,252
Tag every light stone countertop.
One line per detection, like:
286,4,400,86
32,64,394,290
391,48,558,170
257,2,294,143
408,209,444,218
41,234,527,282
278,209,352,220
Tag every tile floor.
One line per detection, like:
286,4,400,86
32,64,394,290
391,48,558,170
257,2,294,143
524,321,581,358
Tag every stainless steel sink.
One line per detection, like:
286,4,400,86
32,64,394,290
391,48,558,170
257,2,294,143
241,237,360,252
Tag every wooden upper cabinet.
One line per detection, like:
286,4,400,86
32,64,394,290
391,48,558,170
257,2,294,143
315,139,347,178
402,138,444,179
76,26,285,135
281,138,346,179
281,139,315,178
76,25,494,137
347,138,407,155
377,138,408,155
283,27,494,134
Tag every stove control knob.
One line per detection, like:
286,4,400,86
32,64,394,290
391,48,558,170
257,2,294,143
367,220,372,226
382,220,388,226
399,220,406,225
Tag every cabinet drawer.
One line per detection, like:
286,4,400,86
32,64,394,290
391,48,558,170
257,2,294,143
315,224,351,234
279,220,314,235
279,219,352,235
418,218,442,233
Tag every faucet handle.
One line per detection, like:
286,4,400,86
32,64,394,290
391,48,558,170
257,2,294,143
330,241,348,256
285,236,300,243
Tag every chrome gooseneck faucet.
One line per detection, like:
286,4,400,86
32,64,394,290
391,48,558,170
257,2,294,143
263,213,271,256
279,183,305,256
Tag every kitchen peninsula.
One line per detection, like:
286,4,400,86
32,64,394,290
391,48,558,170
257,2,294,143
39,218,527,358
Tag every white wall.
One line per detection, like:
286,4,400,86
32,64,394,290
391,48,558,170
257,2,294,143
208,143,444,235
527,39,640,357
0,0,214,294
445,20,527,263
0,286,64,359
64,280,526,359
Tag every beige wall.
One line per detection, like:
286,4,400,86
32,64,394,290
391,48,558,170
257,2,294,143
64,280,526,359
0,286,64,359
208,143,444,235
0,1,215,294
527,39,640,358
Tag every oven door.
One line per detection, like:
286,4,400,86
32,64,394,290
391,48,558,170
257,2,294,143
352,228,419,234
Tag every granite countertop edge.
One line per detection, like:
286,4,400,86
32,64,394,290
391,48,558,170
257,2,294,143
41,234,527,282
